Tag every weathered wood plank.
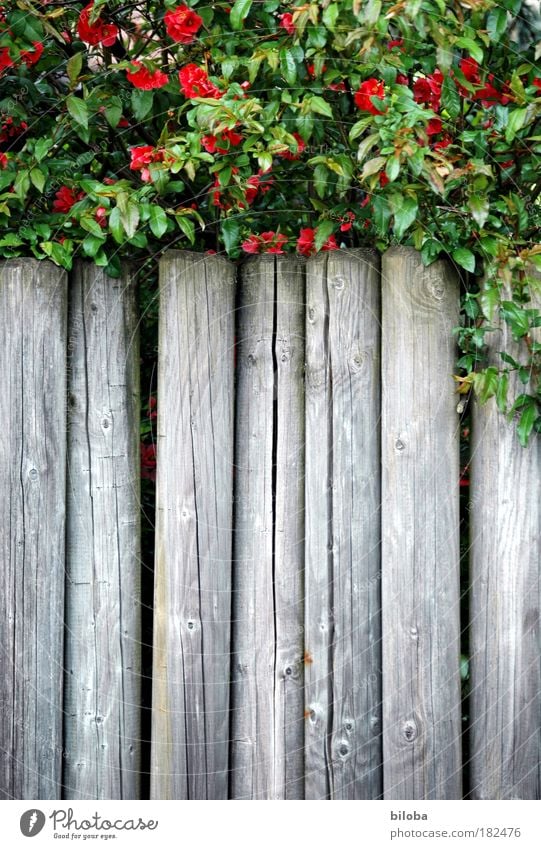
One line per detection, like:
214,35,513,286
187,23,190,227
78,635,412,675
381,247,462,799
273,257,305,799
64,262,141,799
230,256,305,799
230,257,276,799
304,250,382,800
470,278,541,800
0,259,67,800
151,251,235,800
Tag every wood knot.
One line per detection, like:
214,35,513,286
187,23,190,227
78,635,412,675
395,438,406,452
28,468,38,481
402,719,418,742
307,306,316,323
332,276,346,290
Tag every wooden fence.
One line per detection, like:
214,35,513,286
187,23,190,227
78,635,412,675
0,249,539,801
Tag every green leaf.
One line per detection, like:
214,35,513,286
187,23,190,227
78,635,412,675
230,0,253,31
496,373,509,412
308,95,333,119
468,194,489,229
176,215,195,244
120,202,140,239
473,367,499,404
322,3,339,29
131,89,154,122
29,168,45,193
80,215,105,239
479,284,499,320
67,52,83,86
220,218,240,255
455,37,483,64
109,207,124,244
105,97,123,128
149,206,168,238
452,247,476,273
441,74,460,119
280,48,297,86
313,163,328,199
505,108,527,143
393,196,418,240
34,138,53,163
517,400,536,446
66,95,88,129
385,155,400,183
487,8,508,42
500,300,530,338
314,219,335,252
372,195,391,235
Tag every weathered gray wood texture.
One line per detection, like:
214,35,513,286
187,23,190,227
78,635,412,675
381,248,462,799
304,250,382,799
0,259,67,799
151,252,235,799
64,263,141,799
470,280,541,800
230,256,305,799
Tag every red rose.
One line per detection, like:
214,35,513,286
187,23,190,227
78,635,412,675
426,118,443,135
354,79,385,114
126,63,169,90
379,172,389,187
0,152,7,169
178,64,223,99
280,132,306,160
164,5,203,44
95,206,107,228
129,145,164,182
241,234,261,254
279,13,295,36
339,211,355,232
0,47,14,72
77,3,119,47
53,186,84,214
459,57,480,84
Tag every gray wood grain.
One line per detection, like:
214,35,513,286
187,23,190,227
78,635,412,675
273,257,305,799
230,257,276,799
230,256,305,799
64,262,141,799
381,247,462,799
304,250,382,800
151,251,235,799
470,277,541,799
0,259,67,800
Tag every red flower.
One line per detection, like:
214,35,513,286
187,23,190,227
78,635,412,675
379,172,389,187
129,145,164,182
77,3,119,47
178,64,223,99
387,38,404,50
126,63,169,90
241,231,288,254
328,80,346,92
0,152,7,169
396,73,409,86
279,13,295,35
534,78,541,90
433,135,452,151
0,117,28,144
280,132,306,160
354,79,385,114
0,47,14,72
413,70,443,110
459,57,480,84
164,5,203,44
307,62,327,78
95,206,107,227
296,227,339,256
426,118,443,135
53,186,84,213
21,41,43,67
339,211,355,232
201,128,243,154
245,175,260,205
141,443,157,481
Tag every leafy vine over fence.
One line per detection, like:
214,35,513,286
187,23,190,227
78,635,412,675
0,1,540,440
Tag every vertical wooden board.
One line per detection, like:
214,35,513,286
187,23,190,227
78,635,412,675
304,250,382,800
230,257,275,800
64,263,141,800
151,252,235,800
273,257,305,799
470,280,541,800
0,259,67,800
381,247,462,799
